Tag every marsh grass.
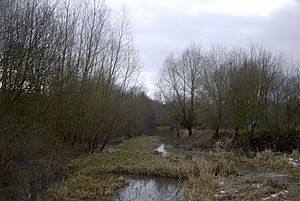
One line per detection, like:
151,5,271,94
198,149,300,177
46,175,127,200
184,163,219,201
214,175,288,201
46,136,300,201
46,136,201,200
246,150,300,177
187,149,300,200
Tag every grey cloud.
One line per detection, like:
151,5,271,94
131,0,300,96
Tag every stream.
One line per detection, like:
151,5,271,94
93,128,300,201
93,176,183,201
12,128,300,201
86,128,185,201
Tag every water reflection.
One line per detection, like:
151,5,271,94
155,144,167,156
149,128,181,154
151,129,209,163
93,176,183,201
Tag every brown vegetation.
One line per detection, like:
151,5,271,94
156,44,300,150
0,0,159,200
47,136,300,201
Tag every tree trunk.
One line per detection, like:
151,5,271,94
233,127,239,139
176,128,180,140
90,133,99,154
187,127,193,136
214,129,220,139
99,134,110,152
215,113,221,139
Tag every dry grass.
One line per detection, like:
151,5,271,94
46,136,201,200
219,175,288,201
184,162,219,201
186,148,300,201
46,136,300,201
291,149,300,161
46,175,127,200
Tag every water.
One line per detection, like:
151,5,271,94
149,128,300,200
84,128,185,201
154,144,167,156
87,128,300,201
92,176,183,201
151,128,209,162
99,128,206,201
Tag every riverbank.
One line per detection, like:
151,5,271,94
180,128,300,153
46,136,197,200
46,134,300,201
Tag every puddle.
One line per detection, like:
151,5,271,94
155,144,168,156
149,129,182,154
288,158,300,167
88,176,183,201
87,129,185,201
151,129,209,163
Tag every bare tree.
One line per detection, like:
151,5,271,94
201,46,230,138
0,1,143,198
156,44,203,136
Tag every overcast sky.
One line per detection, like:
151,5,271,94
106,0,300,98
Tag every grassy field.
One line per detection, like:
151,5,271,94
46,136,300,201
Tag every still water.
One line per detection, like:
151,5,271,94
86,128,184,201
92,176,183,201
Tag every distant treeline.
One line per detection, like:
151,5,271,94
0,0,160,200
156,44,300,149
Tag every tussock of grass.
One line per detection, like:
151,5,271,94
71,137,198,179
46,136,201,200
244,150,300,177
186,149,300,200
46,136,300,201
199,149,300,177
210,174,288,201
184,163,219,201
291,149,300,161
256,149,275,160
46,175,127,200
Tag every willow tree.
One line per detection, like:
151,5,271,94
0,0,140,146
156,44,203,136
201,46,230,138
0,1,142,199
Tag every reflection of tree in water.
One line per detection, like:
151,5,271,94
100,129,185,201
118,177,183,201
151,129,181,154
